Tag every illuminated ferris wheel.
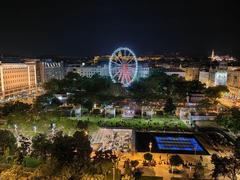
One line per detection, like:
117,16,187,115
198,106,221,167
109,47,138,87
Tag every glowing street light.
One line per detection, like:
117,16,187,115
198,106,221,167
149,141,152,152
51,123,56,135
14,124,18,132
33,125,37,133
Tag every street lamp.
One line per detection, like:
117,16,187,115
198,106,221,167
167,153,170,165
112,164,116,180
111,150,117,180
149,141,152,152
189,166,192,178
14,124,18,132
51,123,56,135
33,125,37,133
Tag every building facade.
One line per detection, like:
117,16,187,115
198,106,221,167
164,69,185,78
209,65,228,86
137,64,150,78
65,63,150,79
185,67,199,81
0,61,37,99
199,71,209,86
209,70,228,86
35,59,64,85
65,64,105,78
227,68,240,98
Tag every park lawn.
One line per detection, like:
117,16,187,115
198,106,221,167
0,113,188,138
23,156,41,168
1,113,80,137
79,115,188,131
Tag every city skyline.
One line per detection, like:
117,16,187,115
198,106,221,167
0,0,239,57
1,1,240,178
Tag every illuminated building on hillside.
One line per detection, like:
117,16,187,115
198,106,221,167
209,62,228,86
199,71,209,86
0,61,37,99
185,67,199,81
227,68,240,98
209,49,237,62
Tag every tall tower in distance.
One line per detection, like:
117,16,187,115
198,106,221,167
210,49,215,61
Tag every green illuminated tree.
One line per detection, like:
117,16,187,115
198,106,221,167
0,129,16,155
216,107,240,133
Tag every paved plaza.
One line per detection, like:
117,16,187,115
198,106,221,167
91,128,132,152
90,128,236,179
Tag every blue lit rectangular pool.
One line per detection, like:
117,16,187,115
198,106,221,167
135,132,208,155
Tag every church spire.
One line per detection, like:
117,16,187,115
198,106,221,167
211,49,215,61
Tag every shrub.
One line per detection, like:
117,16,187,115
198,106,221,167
23,157,41,168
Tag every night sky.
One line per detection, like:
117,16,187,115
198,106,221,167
0,0,239,57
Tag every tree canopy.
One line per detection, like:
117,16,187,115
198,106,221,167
128,71,206,104
44,73,127,110
205,85,229,100
211,154,240,180
143,152,153,162
31,134,52,161
0,101,31,116
0,129,16,154
41,70,211,110
33,93,61,111
216,107,240,133
163,97,176,115
169,155,184,166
